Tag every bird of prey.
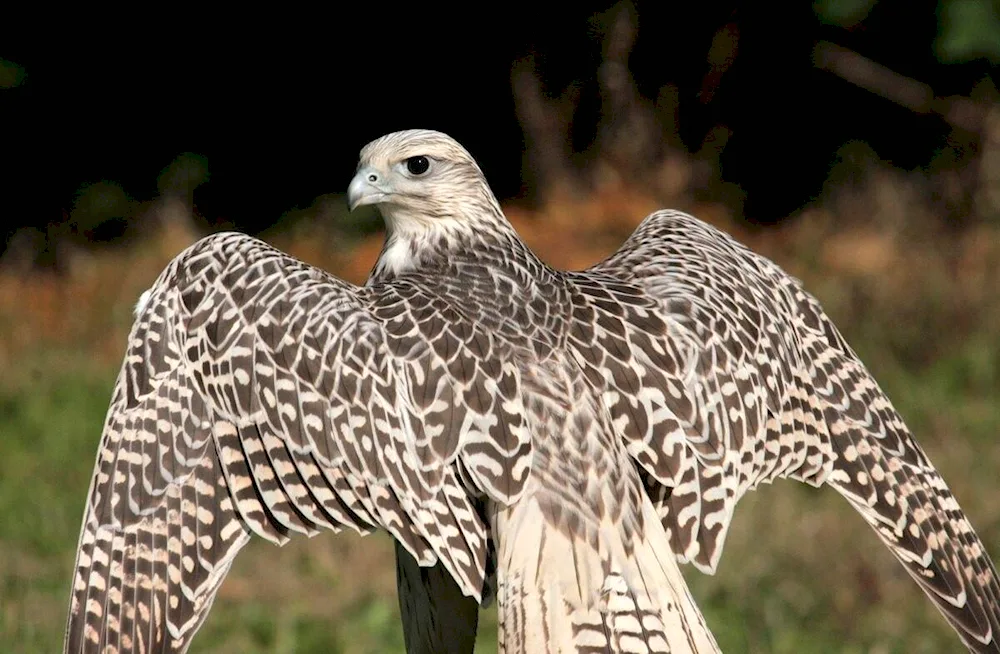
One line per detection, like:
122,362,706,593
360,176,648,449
65,129,1000,653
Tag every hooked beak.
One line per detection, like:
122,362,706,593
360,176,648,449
347,167,389,211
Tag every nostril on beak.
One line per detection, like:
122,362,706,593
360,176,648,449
367,173,378,183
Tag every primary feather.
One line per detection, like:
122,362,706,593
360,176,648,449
65,129,1000,653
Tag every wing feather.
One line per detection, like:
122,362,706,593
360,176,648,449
578,209,1000,652
65,231,531,653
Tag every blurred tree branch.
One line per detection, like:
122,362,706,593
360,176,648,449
812,40,991,133
813,39,1000,223
593,1,663,178
511,54,582,199
512,0,694,205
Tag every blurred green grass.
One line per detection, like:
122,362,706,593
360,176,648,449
1,188,999,652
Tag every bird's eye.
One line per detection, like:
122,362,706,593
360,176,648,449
406,156,430,176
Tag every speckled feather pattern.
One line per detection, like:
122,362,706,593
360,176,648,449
65,130,1000,653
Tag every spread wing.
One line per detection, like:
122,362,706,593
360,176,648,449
570,210,1000,652
64,232,532,653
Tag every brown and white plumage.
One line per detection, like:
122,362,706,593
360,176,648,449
64,129,999,653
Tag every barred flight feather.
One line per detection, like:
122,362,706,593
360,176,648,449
585,210,1000,653
65,230,531,653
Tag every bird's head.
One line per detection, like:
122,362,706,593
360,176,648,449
347,129,503,232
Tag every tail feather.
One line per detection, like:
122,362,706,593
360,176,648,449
493,495,720,654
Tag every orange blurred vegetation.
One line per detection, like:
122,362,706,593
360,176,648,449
2,177,997,379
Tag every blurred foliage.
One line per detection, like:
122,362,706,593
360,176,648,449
814,0,1000,63
937,0,1000,63
158,152,210,201
813,0,878,27
0,58,26,89
69,180,134,240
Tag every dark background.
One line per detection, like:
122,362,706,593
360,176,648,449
1,1,995,250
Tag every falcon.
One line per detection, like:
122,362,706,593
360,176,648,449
65,129,1000,653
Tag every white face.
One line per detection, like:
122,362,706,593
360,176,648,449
347,152,436,211
346,129,490,225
